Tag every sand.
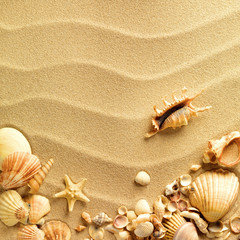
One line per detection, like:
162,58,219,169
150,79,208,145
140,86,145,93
1,1,240,239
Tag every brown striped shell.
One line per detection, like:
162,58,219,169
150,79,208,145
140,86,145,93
0,152,41,189
18,225,45,240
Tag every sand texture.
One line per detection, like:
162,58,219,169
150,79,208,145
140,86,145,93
1,1,240,239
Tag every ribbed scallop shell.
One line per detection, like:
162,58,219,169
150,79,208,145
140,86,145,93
0,190,30,226
163,213,198,240
189,169,239,222
18,225,45,240
0,152,41,189
0,127,31,170
41,220,71,240
24,195,51,225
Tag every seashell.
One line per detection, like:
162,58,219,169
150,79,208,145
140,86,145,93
136,213,151,224
114,231,131,240
163,213,199,240
28,158,54,194
134,221,154,238
203,131,240,167
163,210,172,219
145,87,211,138
92,212,113,226
134,171,150,186
208,220,225,233
0,152,41,189
165,180,179,196
177,199,189,212
153,195,167,222
82,211,92,224
179,174,192,187
18,225,45,240
0,127,31,170
0,190,30,226
41,220,71,240
190,164,202,172
75,225,86,232
150,215,166,231
105,223,122,234
127,210,137,222
118,206,128,215
89,224,104,240
24,195,50,225
189,169,239,222
135,199,152,216
169,191,181,202
113,215,129,229
152,229,166,239
126,219,137,231
179,186,191,195
229,216,240,234
167,201,178,213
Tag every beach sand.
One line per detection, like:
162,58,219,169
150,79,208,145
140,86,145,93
1,1,240,239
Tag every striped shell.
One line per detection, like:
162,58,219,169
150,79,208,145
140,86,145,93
189,169,239,222
18,225,45,240
92,212,113,226
41,220,71,240
0,190,30,226
0,127,31,170
24,195,51,225
145,87,211,138
0,152,41,189
163,213,199,240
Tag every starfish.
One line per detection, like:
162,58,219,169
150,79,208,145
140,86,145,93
55,174,90,212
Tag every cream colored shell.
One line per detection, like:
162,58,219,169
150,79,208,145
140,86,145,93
89,225,104,240
189,169,239,222
135,171,150,186
18,225,45,240
135,199,152,216
113,215,128,229
92,212,112,226
0,127,31,170
134,221,154,238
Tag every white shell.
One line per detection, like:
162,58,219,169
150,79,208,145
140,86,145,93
105,224,122,234
136,213,151,224
179,174,192,187
89,225,104,240
118,206,128,215
114,231,131,240
0,127,31,170
135,171,150,186
18,225,45,240
135,199,152,216
126,210,137,221
190,165,202,172
165,180,179,196
134,221,154,238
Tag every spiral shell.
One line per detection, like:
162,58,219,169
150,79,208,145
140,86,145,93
0,190,30,226
24,195,51,225
41,220,71,240
92,212,113,226
18,225,45,240
0,127,31,170
28,158,54,194
0,152,41,189
189,169,239,222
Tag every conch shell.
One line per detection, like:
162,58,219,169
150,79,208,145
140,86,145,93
0,152,41,189
189,169,239,222
145,87,211,138
18,225,45,240
0,127,31,170
0,190,30,226
203,131,240,167
92,212,113,226
28,158,54,194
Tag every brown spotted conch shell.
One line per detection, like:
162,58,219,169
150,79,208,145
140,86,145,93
203,131,240,167
163,213,199,240
18,225,45,240
145,87,211,138
0,152,41,189
28,158,54,194
189,169,239,222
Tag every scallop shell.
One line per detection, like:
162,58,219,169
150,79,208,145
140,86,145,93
189,169,239,222
135,199,152,216
18,225,45,240
163,213,199,240
113,215,129,228
89,224,104,240
0,190,30,226
24,195,51,225
0,152,41,189
41,220,71,240
134,221,154,238
0,127,31,170
82,211,92,224
135,171,150,186
229,216,240,234
92,212,113,226
28,158,54,194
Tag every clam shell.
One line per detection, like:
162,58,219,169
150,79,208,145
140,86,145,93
89,225,104,240
18,225,45,240
0,190,30,226
189,169,239,222
0,152,41,189
229,216,240,234
135,171,150,186
41,220,71,240
105,224,122,234
113,215,128,229
24,195,51,225
134,221,154,238
179,174,192,187
0,127,31,170
135,199,152,216
114,230,131,240
118,206,128,215
92,212,112,226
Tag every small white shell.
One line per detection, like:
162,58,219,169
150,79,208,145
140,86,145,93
179,174,192,187
229,216,240,234
134,221,154,238
89,225,104,240
135,171,150,186
113,215,128,229
135,199,152,216
105,224,122,234
136,213,151,224
165,180,179,196
208,220,225,233
126,210,137,221
114,231,131,240
118,206,128,215
190,164,202,172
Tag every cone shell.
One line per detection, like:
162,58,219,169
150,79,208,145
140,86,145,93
28,158,54,194
41,220,71,240
189,169,239,222
0,152,41,189
24,195,51,225
0,190,30,226
92,212,113,226
0,127,31,170
18,225,45,240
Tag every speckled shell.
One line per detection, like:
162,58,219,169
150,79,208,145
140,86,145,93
24,195,51,225
92,212,112,226
0,127,31,170
41,220,71,240
0,152,41,189
189,169,239,222
0,190,30,226
18,225,45,240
